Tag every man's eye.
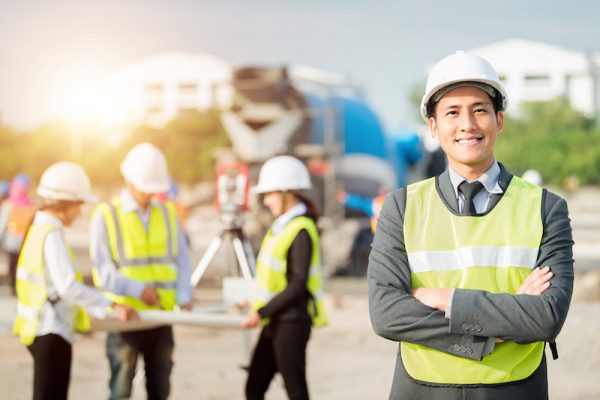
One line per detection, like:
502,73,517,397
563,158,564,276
446,110,458,116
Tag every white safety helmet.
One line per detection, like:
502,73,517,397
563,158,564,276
37,162,97,202
252,155,312,194
120,142,170,193
420,50,508,122
522,169,543,186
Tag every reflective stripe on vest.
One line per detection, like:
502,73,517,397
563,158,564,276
91,197,179,311
252,216,328,327
402,176,544,385
13,223,91,345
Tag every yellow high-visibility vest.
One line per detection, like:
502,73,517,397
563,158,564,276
91,197,179,311
252,216,328,327
402,176,544,384
13,222,91,346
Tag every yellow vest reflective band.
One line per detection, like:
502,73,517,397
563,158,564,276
91,197,179,311
252,216,328,327
402,176,544,385
13,223,91,346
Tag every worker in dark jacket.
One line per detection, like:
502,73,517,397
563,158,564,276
242,155,328,400
368,51,573,399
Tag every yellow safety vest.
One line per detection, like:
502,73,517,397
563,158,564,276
13,222,91,346
91,197,179,311
402,176,544,385
252,216,328,327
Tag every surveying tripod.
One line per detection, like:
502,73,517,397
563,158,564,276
191,223,255,287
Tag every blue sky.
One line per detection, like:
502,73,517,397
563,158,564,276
1,0,599,131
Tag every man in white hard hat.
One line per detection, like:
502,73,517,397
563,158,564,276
14,162,137,400
368,51,573,399
89,143,193,400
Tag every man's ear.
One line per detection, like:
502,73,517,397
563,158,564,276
496,111,504,133
429,117,438,139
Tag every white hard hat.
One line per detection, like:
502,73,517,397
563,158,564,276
37,162,97,202
252,155,311,194
120,142,170,193
420,50,508,122
522,169,543,186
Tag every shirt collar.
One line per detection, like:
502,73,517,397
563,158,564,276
120,189,157,214
34,210,64,230
448,160,503,199
271,203,307,235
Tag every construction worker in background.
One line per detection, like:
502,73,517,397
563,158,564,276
241,155,328,400
336,190,386,233
368,51,573,399
522,169,543,186
0,173,37,295
13,162,137,400
89,142,193,400
0,180,8,280
0,179,9,203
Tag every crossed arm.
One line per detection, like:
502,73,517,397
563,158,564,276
413,265,554,312
368,190,574,360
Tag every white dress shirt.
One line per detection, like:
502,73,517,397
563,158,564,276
34,211,111,344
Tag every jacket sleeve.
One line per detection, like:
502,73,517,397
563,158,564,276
449,191,574,343
368,189,488,360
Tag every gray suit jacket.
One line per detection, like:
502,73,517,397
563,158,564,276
368,165,574,397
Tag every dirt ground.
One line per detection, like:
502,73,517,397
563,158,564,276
1,187,600,399
1,279,599,400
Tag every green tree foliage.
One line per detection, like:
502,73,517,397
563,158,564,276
495,98,600,186
0,109,230,191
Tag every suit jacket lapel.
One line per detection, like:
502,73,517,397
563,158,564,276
436,169,460,213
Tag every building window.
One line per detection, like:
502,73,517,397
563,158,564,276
178,107,197,116
178,82,198,95
146,106,163,117
144,83,164,95
524,74,550,87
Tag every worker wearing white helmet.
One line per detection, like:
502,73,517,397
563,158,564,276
369,51,573,399
89,143,193,400
242,155,327,400
14,162,137,400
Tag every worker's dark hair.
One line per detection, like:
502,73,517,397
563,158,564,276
292,191,319,224
41,199,83,212
427,86,503,119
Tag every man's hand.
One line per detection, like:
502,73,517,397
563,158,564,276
518,266,553,295
235,299,249,310
241,311,262,329
112,304,139,321
411,288,452,312
140,285,160,307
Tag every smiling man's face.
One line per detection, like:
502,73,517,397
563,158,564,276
429,85,504,180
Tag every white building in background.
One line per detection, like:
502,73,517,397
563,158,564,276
111,52,233,128
470,39,600,120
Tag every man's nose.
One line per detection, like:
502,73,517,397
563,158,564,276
459,111,476,132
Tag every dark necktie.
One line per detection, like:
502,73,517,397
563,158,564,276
458,181,484,216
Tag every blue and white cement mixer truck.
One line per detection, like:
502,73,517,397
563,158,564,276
219,65,422,275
